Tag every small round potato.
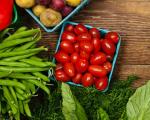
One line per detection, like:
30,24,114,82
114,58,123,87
32,5,46,17
15,0,35,8
40,8,62,27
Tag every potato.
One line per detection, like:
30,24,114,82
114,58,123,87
15,0,35,8
32,5,46,17
40,8,62,27
66,0,81,7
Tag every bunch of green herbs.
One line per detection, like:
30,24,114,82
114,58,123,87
29,75,138,120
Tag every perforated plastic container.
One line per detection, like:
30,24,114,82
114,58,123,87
25,0,89,32
49,21,121,92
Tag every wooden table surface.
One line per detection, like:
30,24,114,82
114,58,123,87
24,0,150,87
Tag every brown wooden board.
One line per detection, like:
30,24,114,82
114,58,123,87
22,0,150,87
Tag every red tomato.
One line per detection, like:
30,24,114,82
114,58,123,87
88,65,107,77
101,39,116,55
95,77,108,91
65,24,74,32
80,51,90,60
77,33,92,42
74,43,80,52
74,24,88,35
80,42,94,53
55,69,70,82
60,40,74,54
103,61,112,73
93,77,98,83
105,32,119,44
55,51,70,64
61,31,76,43
106,55,113,61
82,73,94,87
75,58,89,73
90,52,107,65
70,52,79,63
89,28,100,38
92,38,101,53
64,63,76,77
72,73,82,84
55,63,63,71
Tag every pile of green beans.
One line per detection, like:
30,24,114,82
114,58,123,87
0,27,56,120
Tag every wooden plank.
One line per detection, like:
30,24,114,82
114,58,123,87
113,65,150,87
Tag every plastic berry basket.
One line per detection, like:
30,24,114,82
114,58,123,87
25,0,90,32
49,21,121,92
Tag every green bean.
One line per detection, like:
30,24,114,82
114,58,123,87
0,71,12,78
23,102,32,117
27,79,50,95
0,37,34,50
0,61,30,67
5,47,14,52
18,101,24,114
0,101,1,113
22,81,36,94
0,80,26,90
22,81,32,94
8,73,40,80
0,66,48,73
30,56,42,61
3,29,40,42
15,87,25,95
3,86,17,114
33,72,49,82
0,47,47,58
0,28,13,40
9,87,17,102
16,93,25,101
14,26,28,34
20,59,55,67
3,52,39,61
1,105,7,114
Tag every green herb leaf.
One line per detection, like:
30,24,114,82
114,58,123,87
97,107,110,120
127,80,150,120
61,83,88,120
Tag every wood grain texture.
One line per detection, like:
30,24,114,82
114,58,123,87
23,0,150,86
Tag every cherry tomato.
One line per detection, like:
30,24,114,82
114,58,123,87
72,73,82,84
75,58,89,73
74,43,80,52
77,33,92,42
92,38,101,53
95,77,108,91
88,65,107,77
80,51,90,60
74,24,88,35
89,28,100,38
101,39,116,55
80,42,94,53
61,31,76,43
64,63,76,77
70,52,79,63
90,52,107,65
55,63,63,71
93,77,98,83
103,61,112,73
106,55,113,61
55,69,70,82
55,51,70,64
105,32,119,44
82,73,94,87
60,40,74,54
65,24,74,32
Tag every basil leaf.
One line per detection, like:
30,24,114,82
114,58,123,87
61,83,88,120
97,107,110,120
127,80,150,120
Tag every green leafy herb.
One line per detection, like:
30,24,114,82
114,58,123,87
97,107,110,120
61,83,88,120
127,80,150,120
